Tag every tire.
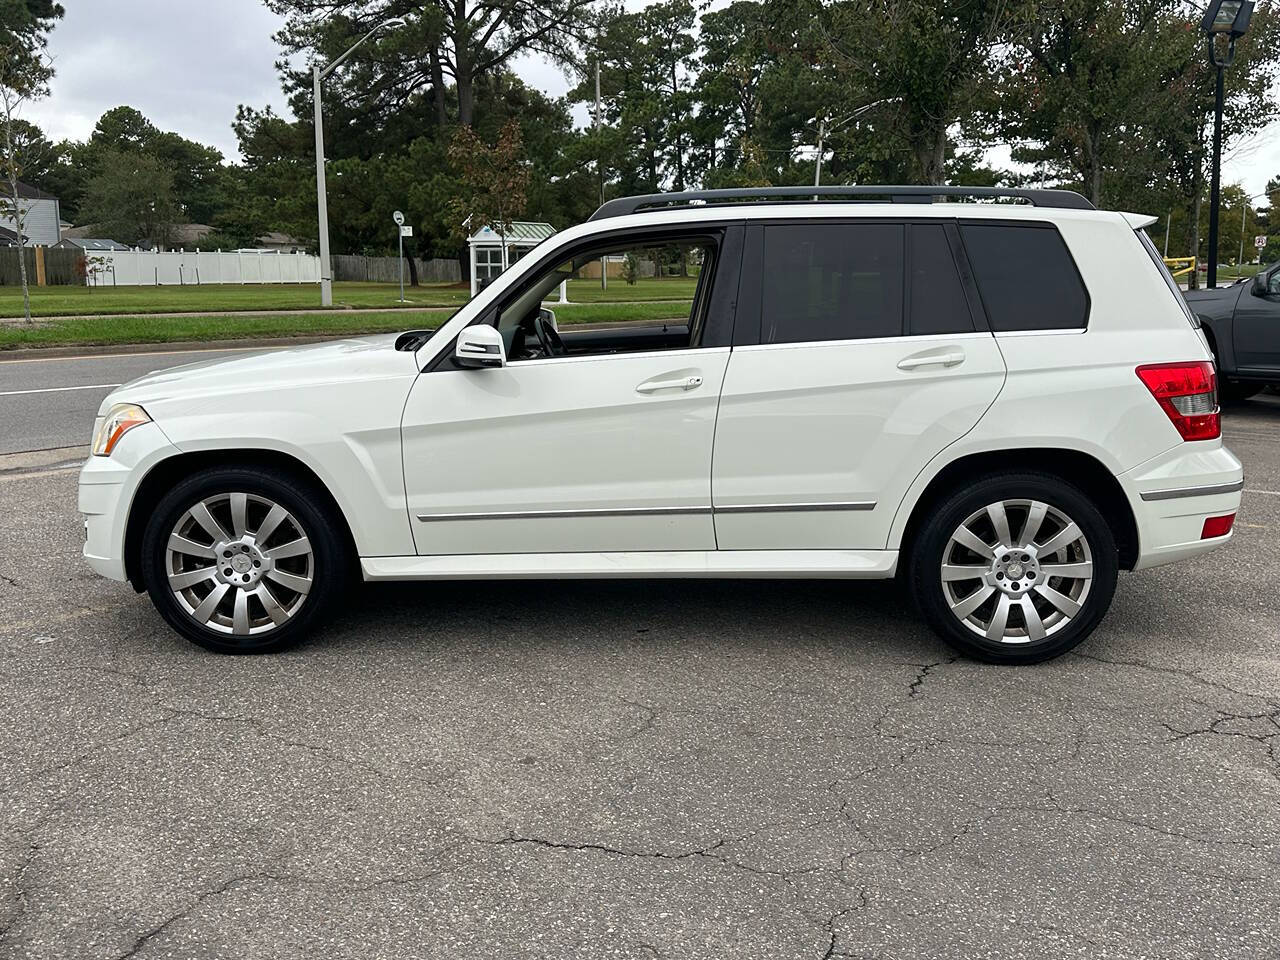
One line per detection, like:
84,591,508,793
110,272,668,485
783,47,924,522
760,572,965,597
1220,380,1264,403
140,465,350,654
907,472,1118,665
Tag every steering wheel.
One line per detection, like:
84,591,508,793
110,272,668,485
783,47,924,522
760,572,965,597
533,309,567,357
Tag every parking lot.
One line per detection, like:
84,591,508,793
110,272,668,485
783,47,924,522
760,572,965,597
0,352,1277,958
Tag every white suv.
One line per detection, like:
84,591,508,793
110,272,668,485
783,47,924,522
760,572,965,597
79,186,1243,663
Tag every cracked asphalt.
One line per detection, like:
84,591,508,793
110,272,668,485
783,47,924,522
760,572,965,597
1,394,1278,959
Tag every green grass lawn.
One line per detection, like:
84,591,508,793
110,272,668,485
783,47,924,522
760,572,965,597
0,282,473,318
0,276,701,318
563,276,699,302
0,301,693,350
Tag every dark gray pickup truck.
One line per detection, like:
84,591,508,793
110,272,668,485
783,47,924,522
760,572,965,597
1185,260,1280,401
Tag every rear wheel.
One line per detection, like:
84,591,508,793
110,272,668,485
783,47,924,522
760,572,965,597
140,466,350,654
908,472,1118,664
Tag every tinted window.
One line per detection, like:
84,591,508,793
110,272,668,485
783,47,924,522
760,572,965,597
762,224,904,343
908,224,974,335
961,223,1088,331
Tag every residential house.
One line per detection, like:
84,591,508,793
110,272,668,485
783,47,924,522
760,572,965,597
0,181,61,246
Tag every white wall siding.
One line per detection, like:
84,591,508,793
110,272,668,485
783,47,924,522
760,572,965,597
86,248,322,286
1,198,60,245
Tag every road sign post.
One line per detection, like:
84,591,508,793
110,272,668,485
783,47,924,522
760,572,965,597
393,211,408,302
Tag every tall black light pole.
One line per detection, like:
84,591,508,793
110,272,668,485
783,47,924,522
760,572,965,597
1200,0,1253,289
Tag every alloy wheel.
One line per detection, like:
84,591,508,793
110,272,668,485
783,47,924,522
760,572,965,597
165,492,314,636
940,499,1094,644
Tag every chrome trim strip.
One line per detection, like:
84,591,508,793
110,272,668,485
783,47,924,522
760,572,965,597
417,505,709,522
416,501,877,522
715,501,876,513
1139,480,1245,502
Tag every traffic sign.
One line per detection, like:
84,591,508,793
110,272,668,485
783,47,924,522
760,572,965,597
1257,235,1268,249
393,210,405,226
400,225,414,237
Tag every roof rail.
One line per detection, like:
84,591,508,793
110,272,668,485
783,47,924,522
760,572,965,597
588,185,1096,220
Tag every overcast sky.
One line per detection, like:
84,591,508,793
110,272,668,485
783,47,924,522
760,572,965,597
22,0,1280,201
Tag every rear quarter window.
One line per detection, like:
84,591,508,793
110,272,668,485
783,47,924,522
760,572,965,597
960,222,1089,331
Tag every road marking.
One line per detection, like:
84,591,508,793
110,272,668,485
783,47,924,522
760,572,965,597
1244,488,1280,497
0,383,121,397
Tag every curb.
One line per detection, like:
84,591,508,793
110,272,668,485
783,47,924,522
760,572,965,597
0,335,351,361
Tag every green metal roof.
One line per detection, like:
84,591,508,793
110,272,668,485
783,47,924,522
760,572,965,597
468,221,556,245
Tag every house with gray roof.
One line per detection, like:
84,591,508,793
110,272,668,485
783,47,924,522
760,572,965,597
0,181,61,246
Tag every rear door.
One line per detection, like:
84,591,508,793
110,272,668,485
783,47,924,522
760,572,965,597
711,219,1006,550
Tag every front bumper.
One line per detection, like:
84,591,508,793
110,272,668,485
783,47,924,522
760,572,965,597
1120,441,1244,571
78,421,180,582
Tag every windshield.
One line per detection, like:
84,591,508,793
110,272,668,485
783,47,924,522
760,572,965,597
1137,229,1200,329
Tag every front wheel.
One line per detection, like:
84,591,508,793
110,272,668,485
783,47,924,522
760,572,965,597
908,473,1118,664
140,466,350,654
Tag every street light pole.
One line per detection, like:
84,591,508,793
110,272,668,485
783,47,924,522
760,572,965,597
1199,0,1254,289
1207,63,1225,289
312,17,405,307
312,65,333,307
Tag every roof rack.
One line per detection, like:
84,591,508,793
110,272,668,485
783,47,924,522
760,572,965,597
588,185,1096,220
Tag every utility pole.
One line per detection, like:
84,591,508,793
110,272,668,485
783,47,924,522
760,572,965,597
1238,200,1246,269
1164,210,1171,257
813,118,827,188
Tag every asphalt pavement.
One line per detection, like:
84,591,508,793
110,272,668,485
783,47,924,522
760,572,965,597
0,347,290,455
0,356,1278,958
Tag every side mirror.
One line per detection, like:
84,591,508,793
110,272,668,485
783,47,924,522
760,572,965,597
454,324,506,369
1252,273,1267,296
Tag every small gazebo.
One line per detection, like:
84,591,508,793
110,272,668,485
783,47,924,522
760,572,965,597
468,220,557,296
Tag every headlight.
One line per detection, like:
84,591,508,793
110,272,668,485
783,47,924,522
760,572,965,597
92,403,151,457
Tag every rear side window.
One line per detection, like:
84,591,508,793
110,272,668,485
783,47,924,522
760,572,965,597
908,224,975,335
762,224,904,343
960,223,1088,331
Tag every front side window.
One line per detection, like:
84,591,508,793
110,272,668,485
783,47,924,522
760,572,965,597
493,235,717,361
762,224,904,344
960,222,1088,331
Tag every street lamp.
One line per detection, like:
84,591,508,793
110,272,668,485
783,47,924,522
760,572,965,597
1200,0,1254,288
812,98,900,188
313,18,405,306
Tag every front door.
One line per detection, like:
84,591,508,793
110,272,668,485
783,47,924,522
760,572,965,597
400,348,729,555
1234,268,1280,375
400,227,740,556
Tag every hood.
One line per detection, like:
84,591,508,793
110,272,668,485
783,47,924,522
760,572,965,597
100,333,419,414
1183,284,1241,303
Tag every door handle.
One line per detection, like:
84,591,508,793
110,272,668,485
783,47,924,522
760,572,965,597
636,374,703,394
897,349,965,370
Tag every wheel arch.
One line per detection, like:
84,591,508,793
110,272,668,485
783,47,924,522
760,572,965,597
895,447,1139,572
122,448,359,591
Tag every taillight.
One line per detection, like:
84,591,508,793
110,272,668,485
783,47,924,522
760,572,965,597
1201,514,1235,539
1135,362,1220,441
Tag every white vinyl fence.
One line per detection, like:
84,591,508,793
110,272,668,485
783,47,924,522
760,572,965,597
86,249,322,287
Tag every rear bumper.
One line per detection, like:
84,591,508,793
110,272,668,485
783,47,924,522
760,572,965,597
1120,441,1243,571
